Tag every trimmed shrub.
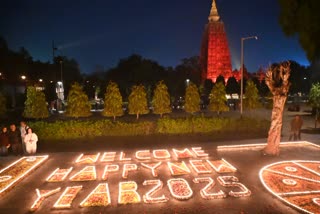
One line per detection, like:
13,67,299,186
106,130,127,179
128,85,149,119
244,80,262,110
152,81,171,117
102,81,123,121
28,116,269,141
208,82,229,114
23,86,49,119
66,82,91,118
185,82,200,114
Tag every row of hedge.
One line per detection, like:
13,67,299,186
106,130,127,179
28,116,270,141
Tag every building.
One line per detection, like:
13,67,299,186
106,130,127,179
200,0,233,83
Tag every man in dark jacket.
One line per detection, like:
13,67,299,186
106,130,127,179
0,127,10,156
8,124,22,155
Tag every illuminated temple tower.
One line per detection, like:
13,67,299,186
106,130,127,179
200,0,232,83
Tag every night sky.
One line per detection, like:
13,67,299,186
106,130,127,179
1,0,309,73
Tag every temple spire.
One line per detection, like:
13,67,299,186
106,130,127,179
208,0,220,22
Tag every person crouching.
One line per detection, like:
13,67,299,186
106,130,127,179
24,128,38,155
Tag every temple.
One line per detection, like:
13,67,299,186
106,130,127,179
200,0,233,83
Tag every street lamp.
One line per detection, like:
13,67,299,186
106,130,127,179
240,36,258,117
21,75,26,80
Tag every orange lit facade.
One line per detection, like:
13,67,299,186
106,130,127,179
200,0,232,83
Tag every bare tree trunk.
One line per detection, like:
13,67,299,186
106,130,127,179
263,95,287,156
262,62,291,156
136,113,139,120
113,115,116,122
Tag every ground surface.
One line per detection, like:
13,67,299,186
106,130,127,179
0,141,319,214
0,104,319,213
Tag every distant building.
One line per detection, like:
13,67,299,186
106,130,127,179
200,0,233,83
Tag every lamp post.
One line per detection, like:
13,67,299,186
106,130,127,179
59,60,63,82
240,36,258,117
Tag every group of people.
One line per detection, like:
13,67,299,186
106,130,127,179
0,121,38,156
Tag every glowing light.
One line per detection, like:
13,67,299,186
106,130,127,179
141,162,162,177
312,198,320,206
75,153,100,164
53,186,82,209
69,166,97,181
264,168,320,184
192,147,208,157
0,155,48,194
282,179,297,186
30,188,61,211
206,159,237,173
120,152,131,161
172,148,194,159
259,160,320,214
122,164,137,179
100,152,116,162
193,177,226,199
143,180,168,203
102,164,119,180
189,160,212,174
217,176,251,197
167,161,191,176
217,141,320,151
135,150,151,160
118,181,141,204
167,178,193,200
153,149,171,159
0,176,12,182
80,183,111,207
46,167,73,182
285,167,297,172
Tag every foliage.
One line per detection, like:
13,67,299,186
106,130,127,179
28,116,269,141
309,83,320,108
208,82,229,114
29,120,155,140
278,0,320,62
102,81,123,121
65,82,91,118
309,82,320,128
185,82,200,114
128,84,149,119
243,80,262,110
23,87,49,119
0,92,6,117
152,81,171,117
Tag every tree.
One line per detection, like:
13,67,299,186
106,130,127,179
263,62,291,156
152,81,171,117
128,85,149,119
208,82,229,115
102,81,123,121
23,87,49,119
65,82,91,118
0,92,6,117
278,0,320,62
243,80,261,110
185,82,200,114
309,82,320,128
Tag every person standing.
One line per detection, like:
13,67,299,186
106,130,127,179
24,128,38,155
20,121,29,154
289,115,303,141
0,127,10,156
8,124,22,155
